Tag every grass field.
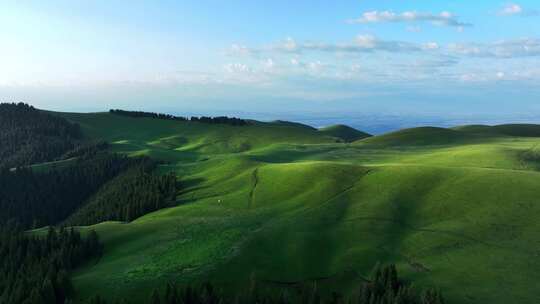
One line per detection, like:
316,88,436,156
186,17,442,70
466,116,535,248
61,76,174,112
54,112,540,303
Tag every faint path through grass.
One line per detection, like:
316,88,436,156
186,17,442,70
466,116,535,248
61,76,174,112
248,168,259,208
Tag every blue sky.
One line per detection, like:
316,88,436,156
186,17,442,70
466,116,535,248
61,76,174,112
1,0,540,118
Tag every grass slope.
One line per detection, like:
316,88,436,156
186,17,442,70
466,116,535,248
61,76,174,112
455,124,540,137
356,127,472,147
50,113,540,304
318,125,371,142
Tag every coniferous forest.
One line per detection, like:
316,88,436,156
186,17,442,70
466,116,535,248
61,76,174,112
0,103,81,170
0,154,139,228
0,104,180,303
109,109,248,126
64,160,177,226
0,103,179,229
0,223,103,304
85,264,444,304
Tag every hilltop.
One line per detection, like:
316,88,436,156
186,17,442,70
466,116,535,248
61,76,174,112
454,123,540,137
319,124,371,142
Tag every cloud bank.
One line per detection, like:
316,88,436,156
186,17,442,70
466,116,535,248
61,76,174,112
498,3,539,16
348,10,472,28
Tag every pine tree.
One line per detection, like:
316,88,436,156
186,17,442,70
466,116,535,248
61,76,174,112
26,288,45,304
41,278,57,304
87,295,106,304
150,289,161,304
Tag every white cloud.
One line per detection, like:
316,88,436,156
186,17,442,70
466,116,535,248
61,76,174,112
260,58,278,74
348,10,472,28
422,42,440,50
355,35,377,48
224,63,251,74
499,3,523,15
498,3,539,16
448,38,540,58
459,73,483,82
410,58,459,68
221,63,277,85
222,35,540,87
263,58,275,69
447,44,483,56
350,64,361,72
228,44,257,57
295,35,428,53
283,37,298,52
229,36,436,56
307,61,324,71
228,37,540,77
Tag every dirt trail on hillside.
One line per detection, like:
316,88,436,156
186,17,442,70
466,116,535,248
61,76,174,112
248,167,259,208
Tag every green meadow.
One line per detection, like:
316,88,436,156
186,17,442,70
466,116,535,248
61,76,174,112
56,112,540,303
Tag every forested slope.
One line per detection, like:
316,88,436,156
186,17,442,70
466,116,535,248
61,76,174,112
0,103,81,170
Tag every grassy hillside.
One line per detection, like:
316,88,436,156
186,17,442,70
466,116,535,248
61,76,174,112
355,127,475,147
455,124,540,137
57,112,339,160
50,112,540,303
318,124,371,142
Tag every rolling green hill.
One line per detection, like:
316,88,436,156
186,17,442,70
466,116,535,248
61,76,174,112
355,127,473,147
318,124,371,142
454,124,540,137
42,112,540,303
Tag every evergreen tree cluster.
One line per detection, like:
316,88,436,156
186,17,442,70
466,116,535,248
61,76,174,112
109,109,188,121
0,223,102,304
0,154,140,228
109,109,248,126
0,103,82,170
0,103,179,229
85,264,444,304
189,116,247,126
357,264,444,304
65,160,177,226
61,140,109,160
